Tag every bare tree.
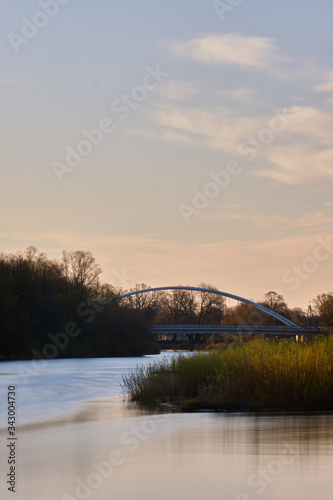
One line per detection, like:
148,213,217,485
314,293,333,329
121,284,160,320
162,288,196,324
224,302,265,325
62,250,102,301
124,284,153,309
196,283,225,324
262,291,288,314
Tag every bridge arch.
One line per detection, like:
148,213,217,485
116,286,301,329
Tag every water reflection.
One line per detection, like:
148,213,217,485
1,357,332,500
0,354,172,425
8,407,333,500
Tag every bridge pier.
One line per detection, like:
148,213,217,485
296,332,316,342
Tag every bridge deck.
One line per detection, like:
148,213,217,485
151,324,320,336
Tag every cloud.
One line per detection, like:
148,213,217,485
140,103,267,154
124,126,194,146
171,33,285,71
157,81,199,100
132,103,333,184
199,211,333,233
200,213,290,224
314,70,333,92
260,145,333,183
285,106,333,144
219,87,258,102
256,105,333,182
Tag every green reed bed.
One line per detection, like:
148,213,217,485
122,338,333,411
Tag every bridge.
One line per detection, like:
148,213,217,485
151,324,318,337
116,286,320,340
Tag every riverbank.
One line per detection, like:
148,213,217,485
122,338,333,411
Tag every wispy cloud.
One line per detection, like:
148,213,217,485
199,211,333,233
219,87,258,102
124,126,194,146
136,103,268,154
157,81,199,100
170,34,286,71
314,70,333,92
129,103,333,184
258,106,333,183
260,145,333,183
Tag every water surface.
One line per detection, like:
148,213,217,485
0,356,332,500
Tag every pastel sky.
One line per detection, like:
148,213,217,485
1,0,333,308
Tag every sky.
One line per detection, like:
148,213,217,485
0,0,333,309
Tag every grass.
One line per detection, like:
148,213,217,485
122,337,333,411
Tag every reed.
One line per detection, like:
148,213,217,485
122,338,333,411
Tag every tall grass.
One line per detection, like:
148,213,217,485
122,338,333,411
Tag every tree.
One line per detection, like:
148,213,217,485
224,302,265,325
314,293,333,330
289,307,307,326
95,282,119,303
62,250,102,302
0,248,159,359
162,288,196,324
260,291,290,325
196,283,224,324
262,291,288,314
123,284,159,317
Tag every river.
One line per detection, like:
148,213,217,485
0,355,333,499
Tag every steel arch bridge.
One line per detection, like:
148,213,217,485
116,285,301,329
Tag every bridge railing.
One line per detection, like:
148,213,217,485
151,324,307,330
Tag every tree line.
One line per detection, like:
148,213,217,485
0,247,157,360
0,247,332,360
